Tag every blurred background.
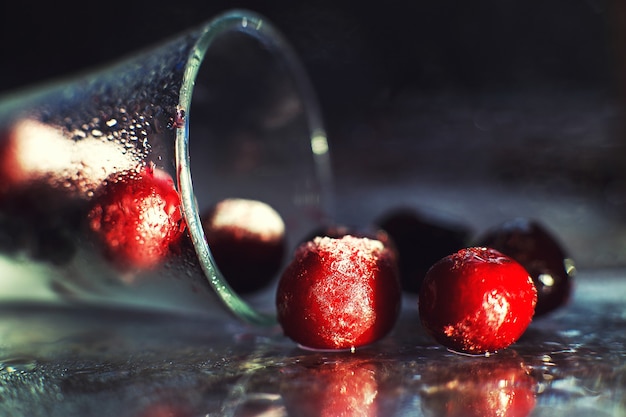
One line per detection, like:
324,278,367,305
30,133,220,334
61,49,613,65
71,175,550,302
1,0,625,268
0,0,618,133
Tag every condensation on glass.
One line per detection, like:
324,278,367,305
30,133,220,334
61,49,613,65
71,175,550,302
0,10,334,326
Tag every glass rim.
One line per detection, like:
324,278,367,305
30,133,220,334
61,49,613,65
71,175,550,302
176,9,333,326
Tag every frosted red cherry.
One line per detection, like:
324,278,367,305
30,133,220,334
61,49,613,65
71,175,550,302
419,247,537,355
87,166,184,270
276,235,401,350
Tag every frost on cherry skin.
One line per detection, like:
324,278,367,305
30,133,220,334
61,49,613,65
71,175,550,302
419,247,537,355
275,235,402,351
87,166,185,271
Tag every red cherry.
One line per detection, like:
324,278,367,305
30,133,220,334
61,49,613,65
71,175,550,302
87,166,185,270
276,235,401,350
419,247,537,355
474,218,574,317
201,198,286,294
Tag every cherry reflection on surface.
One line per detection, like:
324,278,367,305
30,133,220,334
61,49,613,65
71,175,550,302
135,402,194,417
420,353,537,417
280,356,381,417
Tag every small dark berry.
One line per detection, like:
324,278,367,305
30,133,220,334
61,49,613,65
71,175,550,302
474,217,574,316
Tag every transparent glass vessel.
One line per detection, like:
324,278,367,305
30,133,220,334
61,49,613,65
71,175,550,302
0,9,333,326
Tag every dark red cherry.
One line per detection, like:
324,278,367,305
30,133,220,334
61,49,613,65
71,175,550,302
376,207,471,293
474,218,574,317
201,198,287,294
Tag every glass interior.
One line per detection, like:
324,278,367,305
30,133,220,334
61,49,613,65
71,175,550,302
0,10,332,326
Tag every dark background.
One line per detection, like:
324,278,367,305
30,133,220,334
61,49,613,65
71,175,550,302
0,0,620,133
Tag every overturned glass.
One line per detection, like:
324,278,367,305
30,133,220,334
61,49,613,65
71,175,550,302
0,9,333,326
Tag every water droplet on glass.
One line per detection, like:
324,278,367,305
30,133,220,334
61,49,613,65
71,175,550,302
0,357,37,374
71,129,86,140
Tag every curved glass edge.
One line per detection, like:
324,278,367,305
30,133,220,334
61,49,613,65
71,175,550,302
176,9,334,327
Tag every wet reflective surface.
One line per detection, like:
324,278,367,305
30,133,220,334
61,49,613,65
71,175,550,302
0,271,624,416
2,83,626,416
